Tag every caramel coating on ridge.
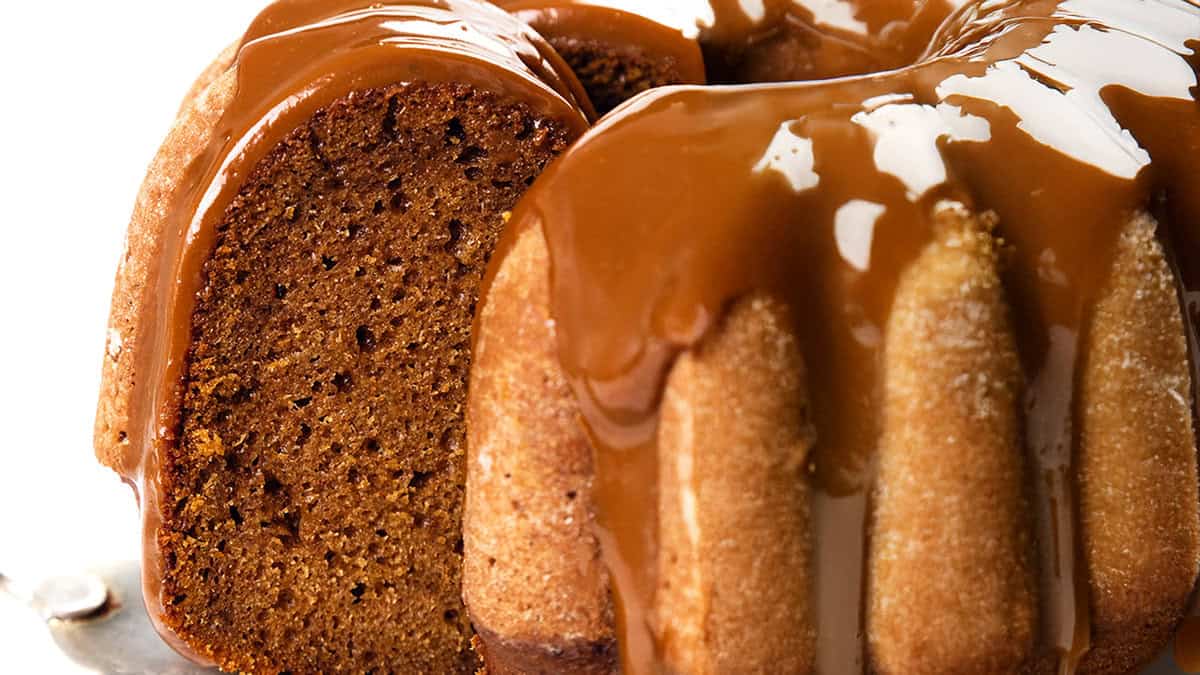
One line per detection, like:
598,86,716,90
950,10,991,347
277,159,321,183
1078,213,1200,674
464,226,615,671
656,294,817,674
95,48,238,472
869,203,1038,675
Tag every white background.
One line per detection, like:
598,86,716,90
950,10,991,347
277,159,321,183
0,2,267,670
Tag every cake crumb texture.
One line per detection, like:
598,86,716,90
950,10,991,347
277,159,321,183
161,81,572,674
547,37,688,114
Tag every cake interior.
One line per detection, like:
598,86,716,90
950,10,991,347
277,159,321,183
161,82,572,673
546,36,691,114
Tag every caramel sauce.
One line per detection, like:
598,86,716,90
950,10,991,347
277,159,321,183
703,0,964,83
499,0,708,84
118,0,1200,671
491,0,1200,672
116,1,588,665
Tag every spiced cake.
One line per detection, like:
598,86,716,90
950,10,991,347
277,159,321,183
94,0,1200,673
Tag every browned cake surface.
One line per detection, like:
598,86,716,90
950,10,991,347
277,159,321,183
470,205,1200,675
870,204,1037,674
464,226,616,674
160,81,572,674
95,57,240,472
656,294,816,673
472,628,617,675
1078,214,1200,674
546,36,690,114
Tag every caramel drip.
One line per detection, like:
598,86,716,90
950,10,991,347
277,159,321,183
498,0,708,84
116,1,588,665
493,0,1200,672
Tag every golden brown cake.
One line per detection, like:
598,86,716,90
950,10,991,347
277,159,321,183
465,1,1200,674
93,1,594,671
95,0,1200,673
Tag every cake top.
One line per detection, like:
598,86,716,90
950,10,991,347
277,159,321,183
491,0,1200,671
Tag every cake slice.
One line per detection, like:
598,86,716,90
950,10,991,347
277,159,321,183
93,2,591,672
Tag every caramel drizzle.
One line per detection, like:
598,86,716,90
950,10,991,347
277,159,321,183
118,0,588,664
504,0,1200,672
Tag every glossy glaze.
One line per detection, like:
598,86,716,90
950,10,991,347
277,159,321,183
702,0,965,82
490,0,1200,672
120,0,1200,670
499,0,707,84
499,0,964,82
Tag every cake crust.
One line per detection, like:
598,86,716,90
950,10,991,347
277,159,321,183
656,294,817,673
464,226,615,671
95,48,238,478
870,204,1038,675
1078,214,1200,674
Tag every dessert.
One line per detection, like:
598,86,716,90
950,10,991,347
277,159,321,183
467,0,1200,673
94,0,1200,673
93,1,591,671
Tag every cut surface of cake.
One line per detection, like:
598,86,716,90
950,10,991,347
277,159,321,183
94,1,591,671
94,0,1200,673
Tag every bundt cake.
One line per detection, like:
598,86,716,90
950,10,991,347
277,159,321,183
466,1,1200,674
93,0,1200,673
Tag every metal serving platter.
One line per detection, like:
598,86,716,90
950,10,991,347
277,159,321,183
2,563,213,675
